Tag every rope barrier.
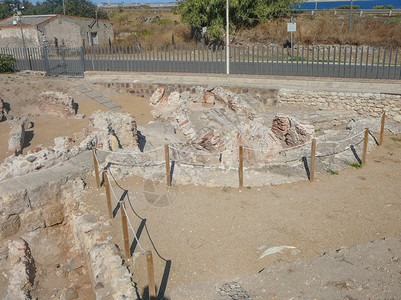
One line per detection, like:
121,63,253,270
169,144,234,156
93,113,384,170
121,200,146,253
99,145,165,155
106,168,169,262
106,169,146,253
243,140,312,152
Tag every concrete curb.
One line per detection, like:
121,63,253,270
84,71,401,94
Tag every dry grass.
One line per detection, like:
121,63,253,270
109,8,192,47
107,9,401,47
235,11,401,47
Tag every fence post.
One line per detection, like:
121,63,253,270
379,112,386,146
310,139,317,182
120,201,130,259
165,145,171,187
92,148,100,188
145,251,156,300
80,46,86,75
239,145,244,188
362,128,369,165
103,170,113,219
42,46,50,75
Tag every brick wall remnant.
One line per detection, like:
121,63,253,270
272,115,315,146
37,91,84,119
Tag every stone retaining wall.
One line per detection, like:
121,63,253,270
277,89,401,122
96,82,278,105
97,82,401,122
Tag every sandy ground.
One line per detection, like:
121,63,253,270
1,74,400,299
81,132,400,299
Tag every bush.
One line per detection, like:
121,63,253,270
337,5,360,9
0,54,16,73
373,5,393,10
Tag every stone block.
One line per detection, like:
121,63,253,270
0,214,20,239
43,202,64,227
20,209,45,232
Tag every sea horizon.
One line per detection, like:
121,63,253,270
93,0,401,9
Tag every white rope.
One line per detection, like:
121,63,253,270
319,113,383,145
106,169,146,253
168,145,234,156
244,141,312,153
98,145,165,155
93,113,384,163
121,201,146,253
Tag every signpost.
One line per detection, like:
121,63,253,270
287,17,296,51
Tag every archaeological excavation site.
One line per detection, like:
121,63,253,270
0,73,400,299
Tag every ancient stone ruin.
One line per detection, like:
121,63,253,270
98,86,386,187
1,83,398,299
37,91,85,119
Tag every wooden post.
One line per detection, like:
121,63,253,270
362,128,369,166
120,201,130,259
165,145,171,187
379,112,385,146
92,148,100,188
310,139,317,182
146,251,156,300
239,145,244,188
103,170,113,219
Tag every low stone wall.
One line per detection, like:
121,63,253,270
95,82,278,105
96,82,401,122
277,89,401,122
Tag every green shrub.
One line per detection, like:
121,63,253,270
0,54,16,73
385,17,401,25
337,5,360,9
373,5,393,10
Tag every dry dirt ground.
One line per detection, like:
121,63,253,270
1,74,400,299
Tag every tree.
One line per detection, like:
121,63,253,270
175,0,302,44
0,0,15,19
0,0,107,20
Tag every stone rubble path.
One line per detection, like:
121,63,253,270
73,84,122,110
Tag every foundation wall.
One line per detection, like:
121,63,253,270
96,82,401,122
0,151,137,299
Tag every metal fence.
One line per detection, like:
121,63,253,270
1,44,400,79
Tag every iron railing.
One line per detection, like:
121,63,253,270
1,44,400,79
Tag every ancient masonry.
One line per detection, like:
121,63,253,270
98,82,401,122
